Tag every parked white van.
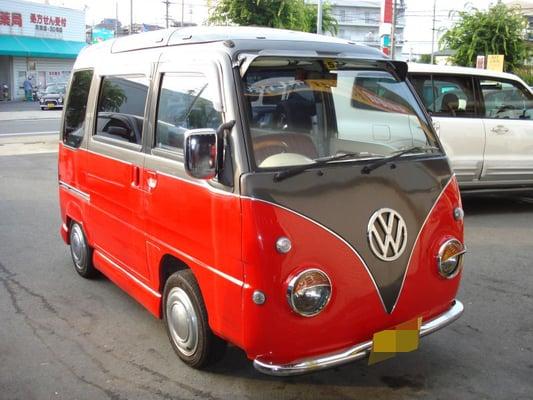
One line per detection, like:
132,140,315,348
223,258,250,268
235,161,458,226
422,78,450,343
408,64,533,191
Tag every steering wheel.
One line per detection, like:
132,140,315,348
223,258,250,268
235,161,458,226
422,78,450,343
495,104,516,116
259,152,314,168
253,139,290,154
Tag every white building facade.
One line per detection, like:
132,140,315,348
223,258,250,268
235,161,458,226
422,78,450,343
325,0,405,56
0,0,86,100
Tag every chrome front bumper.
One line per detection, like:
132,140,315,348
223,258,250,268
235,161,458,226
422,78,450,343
253,300,464,376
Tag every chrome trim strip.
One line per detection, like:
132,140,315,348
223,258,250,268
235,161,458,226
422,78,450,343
241,195,388,312
253,300,464,376
59,180,90,202
95,249,162,298
390,175,456,313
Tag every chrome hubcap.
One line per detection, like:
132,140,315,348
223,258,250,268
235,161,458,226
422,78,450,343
70,224,87,270
166,287,198,356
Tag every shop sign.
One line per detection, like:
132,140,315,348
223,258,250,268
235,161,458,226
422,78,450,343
0,10,22,26
30,13,66,34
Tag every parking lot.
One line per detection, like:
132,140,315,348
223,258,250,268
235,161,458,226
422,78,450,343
0,147,531,400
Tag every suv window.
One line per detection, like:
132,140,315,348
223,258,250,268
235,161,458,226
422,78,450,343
63,70,93,148
410,74,476,117
480,79,533,120
95,76,149,145
155,73,222,151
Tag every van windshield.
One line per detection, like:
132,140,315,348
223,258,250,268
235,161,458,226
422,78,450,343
242,58,440,169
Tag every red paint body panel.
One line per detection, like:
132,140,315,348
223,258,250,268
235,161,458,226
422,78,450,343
59,139,462,365
239,177,462,364
58,144,245,349
142,171,244,347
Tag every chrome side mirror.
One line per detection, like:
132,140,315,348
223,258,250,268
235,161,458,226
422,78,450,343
184,128,218,180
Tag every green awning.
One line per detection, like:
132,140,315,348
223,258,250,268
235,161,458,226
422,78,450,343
0,35,86,59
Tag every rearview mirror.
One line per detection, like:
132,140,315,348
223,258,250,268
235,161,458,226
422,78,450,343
184,129,218,180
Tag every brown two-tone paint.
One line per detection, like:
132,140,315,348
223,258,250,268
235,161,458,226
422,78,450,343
240,156,451,312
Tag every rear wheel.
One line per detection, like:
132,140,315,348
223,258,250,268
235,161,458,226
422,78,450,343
163,270,226,368
69,222,97,279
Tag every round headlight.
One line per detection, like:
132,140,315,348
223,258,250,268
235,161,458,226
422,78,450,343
437,239,466,279
287,269,332,317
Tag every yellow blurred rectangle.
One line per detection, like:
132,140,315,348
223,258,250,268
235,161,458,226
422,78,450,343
373,330,398,352
487,55,504,72
368,317,422,365
396,330,419,352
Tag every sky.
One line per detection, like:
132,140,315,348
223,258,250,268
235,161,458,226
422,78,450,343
28,0,499,55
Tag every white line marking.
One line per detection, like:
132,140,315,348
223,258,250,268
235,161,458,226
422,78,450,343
0,131,57,137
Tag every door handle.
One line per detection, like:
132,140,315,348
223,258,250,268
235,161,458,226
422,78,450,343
145,170,158,192
131,165,140,187
491,125,509,135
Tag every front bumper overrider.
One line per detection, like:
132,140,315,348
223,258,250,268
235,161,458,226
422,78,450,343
253,300,464,376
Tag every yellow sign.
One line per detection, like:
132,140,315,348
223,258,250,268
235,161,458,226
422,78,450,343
368,317,422,365
486,55,504,72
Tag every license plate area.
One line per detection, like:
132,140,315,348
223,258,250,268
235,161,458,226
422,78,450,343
369,317,421,364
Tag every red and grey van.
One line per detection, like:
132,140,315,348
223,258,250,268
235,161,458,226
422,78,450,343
58,27,465,375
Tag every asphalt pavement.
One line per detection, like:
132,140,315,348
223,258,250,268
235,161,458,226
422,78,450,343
0,101,61,136
0,144,532,399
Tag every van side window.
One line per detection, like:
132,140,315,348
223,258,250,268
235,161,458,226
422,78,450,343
409,74,434,110
63,69,93,148
480,79,533,120
95,76,149,145
155,74,222,151
410,75,476,117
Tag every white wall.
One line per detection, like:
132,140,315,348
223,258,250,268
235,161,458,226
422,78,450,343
12,56,74,99
0,0,85,42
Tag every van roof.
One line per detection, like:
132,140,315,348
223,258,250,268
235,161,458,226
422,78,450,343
407,62,523,81
81,26,386,59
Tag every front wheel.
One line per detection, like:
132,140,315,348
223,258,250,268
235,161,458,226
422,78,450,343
69,222,98,279
163,270,226,368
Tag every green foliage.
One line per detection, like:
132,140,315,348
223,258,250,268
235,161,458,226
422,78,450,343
418,54,432,64
99,80,126,112
440,4,529,71
304,2,338,36
514,66,533,85
209,0,338,35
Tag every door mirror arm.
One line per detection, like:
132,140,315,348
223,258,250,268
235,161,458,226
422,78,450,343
216,120,236,173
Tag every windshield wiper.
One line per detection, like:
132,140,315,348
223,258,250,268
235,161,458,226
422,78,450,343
361,146,440,175
273,152,367,182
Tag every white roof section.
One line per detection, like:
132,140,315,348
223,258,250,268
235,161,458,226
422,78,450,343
77,26,381,59
407,63,525,81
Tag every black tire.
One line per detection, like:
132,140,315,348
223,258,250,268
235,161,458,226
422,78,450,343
69,222,98,279
163,270,227,369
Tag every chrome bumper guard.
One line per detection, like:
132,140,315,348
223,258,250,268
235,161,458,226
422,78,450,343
253,300,464,376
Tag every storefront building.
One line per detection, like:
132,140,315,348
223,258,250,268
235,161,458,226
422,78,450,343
0,0,85,100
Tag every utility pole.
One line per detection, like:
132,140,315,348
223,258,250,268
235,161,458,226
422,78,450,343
181,0,184,27
430,0,436,64
317,0,323,34
162,0,172,28
130,0,133,35
390,0,396,59
115,1,118,37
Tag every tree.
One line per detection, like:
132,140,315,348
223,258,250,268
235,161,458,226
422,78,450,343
440,4,529,71
304,2,338,36
418,54,432,64
209,0,338,36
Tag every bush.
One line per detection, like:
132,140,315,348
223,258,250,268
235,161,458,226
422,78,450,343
514,66,533,86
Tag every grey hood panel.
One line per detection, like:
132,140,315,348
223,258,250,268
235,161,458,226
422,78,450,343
241,157,451,313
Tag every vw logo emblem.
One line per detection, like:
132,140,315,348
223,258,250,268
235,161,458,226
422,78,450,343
367,208,407,262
